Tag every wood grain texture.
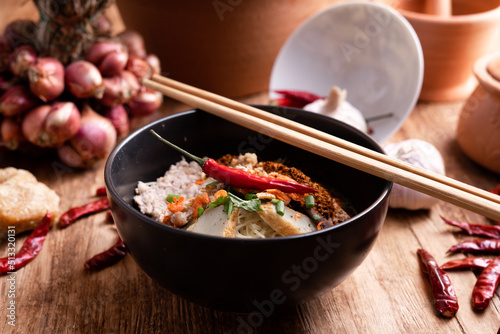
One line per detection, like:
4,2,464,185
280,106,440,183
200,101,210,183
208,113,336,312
1,95,500,334
2,1,500,332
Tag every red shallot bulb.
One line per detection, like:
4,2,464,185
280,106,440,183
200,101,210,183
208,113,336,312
104,105,129,139
128,87,163,117
98,48,128,76
126,55,152,81
101,70,140,107
0,85,39,116
65,60,104,99
91,14,112,37
0,74,17,95
117,30,146,59
57,106,117,168
0,36,13,72
146,54,161,74
28,57,65,102
9,45,37,78
1,117,23,150
85,41,127,65
22,102,81,147
3,20,37,48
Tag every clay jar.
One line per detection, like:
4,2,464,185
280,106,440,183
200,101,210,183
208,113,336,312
395,0,500,102
117,0,326,98
456,52,500,173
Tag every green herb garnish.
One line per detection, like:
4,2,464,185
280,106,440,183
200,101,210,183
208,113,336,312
197,207,204,217
275,200,285,216
208,191,263,218
205,181,218,187
166,193,180,203
244,193,257,200
305,195,315,209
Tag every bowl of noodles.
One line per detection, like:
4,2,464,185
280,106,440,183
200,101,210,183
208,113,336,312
104,105,392,312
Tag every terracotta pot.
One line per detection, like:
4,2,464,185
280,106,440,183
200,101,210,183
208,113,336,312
394,0,500,102
117,0,326,98
456,52,500,173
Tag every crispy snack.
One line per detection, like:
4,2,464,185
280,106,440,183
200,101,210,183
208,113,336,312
0,167,60,235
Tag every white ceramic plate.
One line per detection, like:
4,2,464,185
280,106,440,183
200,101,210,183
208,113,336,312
269,1,423,142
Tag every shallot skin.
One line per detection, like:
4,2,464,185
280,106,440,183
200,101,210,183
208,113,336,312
1,117,23,150
98,49,128,76
104,105,129,139
58,107,117,168
9,45,37,78
65,60,104,99
126,55,152,81
3,20,37,49
146,54,161,74
85,41,125,65
101,71,140,107
28,57,65,102
0,36,13,72
21,102,80,147
128,87,163,117
117,30,147,59
0,85,39,116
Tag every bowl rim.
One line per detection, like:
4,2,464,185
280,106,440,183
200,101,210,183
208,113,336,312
104,108,393,244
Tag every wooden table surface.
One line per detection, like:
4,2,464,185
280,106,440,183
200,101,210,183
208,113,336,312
1,93,500,334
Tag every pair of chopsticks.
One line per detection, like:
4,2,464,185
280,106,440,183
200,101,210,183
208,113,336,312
143,74,500,221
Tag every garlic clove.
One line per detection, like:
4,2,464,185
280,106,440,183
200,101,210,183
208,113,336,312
303,86,368,133
384,139,446,210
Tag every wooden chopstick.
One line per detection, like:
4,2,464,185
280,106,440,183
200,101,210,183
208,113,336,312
149,74,500,206
143,76,500,221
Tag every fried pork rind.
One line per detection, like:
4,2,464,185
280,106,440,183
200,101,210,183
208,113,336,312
0,167,60,235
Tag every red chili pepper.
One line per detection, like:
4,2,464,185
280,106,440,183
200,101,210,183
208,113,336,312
0,211,51,275
58,197,110,228
272,97,309,109
84,237,127,271
95,187,107,197
440,257,492,270
274,89,323,106
472,255,500,310
150,130,318,194
442,216,500,239
417,248,459,317
447,239,500,254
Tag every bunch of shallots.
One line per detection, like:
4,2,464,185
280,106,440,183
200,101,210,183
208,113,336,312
0,17,163,168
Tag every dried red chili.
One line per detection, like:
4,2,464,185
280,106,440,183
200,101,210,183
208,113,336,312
491,184,500,196
0,211,51,275
417,248,459,317
150,130,318,194
274,89,323,106
84,237,127,271
447,239,500,254
442,216,500,239
95,186,107,197
58,197,110,228
440,257,492,270
272,97,309,109
472,255,500,310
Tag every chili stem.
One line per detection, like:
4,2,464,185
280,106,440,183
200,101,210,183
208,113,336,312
150,130,207,167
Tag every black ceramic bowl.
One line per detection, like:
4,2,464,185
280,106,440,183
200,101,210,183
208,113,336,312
104,106,392,312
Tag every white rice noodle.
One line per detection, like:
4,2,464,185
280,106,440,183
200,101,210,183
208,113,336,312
235,210,280,239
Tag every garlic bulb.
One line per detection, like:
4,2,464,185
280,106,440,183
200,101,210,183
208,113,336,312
303,86,368,133
384,139,446,210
